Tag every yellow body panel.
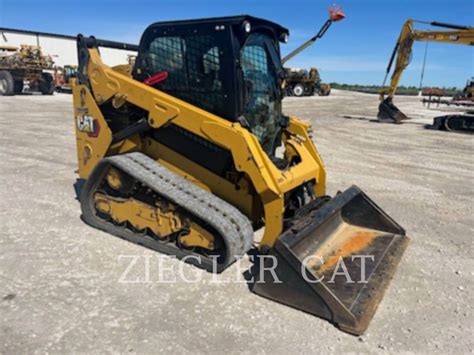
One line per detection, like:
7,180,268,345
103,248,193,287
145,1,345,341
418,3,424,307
72,81,113,178
73,48,326,248
94,193,214,249
142,138,257,221
95,193,182,236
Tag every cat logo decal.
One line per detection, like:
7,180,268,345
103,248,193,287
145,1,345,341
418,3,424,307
77,115,100,138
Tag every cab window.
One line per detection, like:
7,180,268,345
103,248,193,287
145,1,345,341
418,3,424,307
147,35,225,116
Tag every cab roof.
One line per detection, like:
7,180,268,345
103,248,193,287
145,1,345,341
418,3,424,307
145,15,289,38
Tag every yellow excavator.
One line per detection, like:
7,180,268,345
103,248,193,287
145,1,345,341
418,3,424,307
4,10,409,335
378,20,474,123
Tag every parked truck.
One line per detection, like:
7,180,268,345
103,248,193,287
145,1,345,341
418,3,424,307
285,67,331,96
0,44,55,96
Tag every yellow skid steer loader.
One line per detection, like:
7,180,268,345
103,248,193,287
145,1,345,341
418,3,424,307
68,15,408,335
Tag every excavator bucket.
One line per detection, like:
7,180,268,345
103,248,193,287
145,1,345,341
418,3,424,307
252,186,409,335
377,98,409,123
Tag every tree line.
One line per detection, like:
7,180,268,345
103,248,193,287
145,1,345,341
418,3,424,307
329,83,459,96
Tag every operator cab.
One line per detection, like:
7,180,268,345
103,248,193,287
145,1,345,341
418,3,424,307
133,16,290,153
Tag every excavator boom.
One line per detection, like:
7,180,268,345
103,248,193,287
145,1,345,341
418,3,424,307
378,20,474,123
282,5,345,64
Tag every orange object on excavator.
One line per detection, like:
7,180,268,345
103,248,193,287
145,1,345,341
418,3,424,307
329,5,346,22
281,4,345,64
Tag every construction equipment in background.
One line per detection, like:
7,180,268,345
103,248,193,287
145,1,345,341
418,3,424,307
421,87,444,97
0,26,137,95
431,112,474,132
421,80,474,109
285,67,331,96
54,65,78,92
281,5,345,64
280,5,344,97
420,87,444,109
421,82,474,132
0,44,55,95
422,78,474,111
378,20,474,123
127,54,137,67
16,8,409,335
454,77,474,101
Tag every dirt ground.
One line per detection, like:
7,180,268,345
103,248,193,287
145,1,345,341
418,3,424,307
0,90,472,353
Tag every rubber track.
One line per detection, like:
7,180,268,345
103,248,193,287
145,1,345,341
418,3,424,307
80,152,254,272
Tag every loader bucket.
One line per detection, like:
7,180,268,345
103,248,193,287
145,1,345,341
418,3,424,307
252,186,409,335
377,98,409,123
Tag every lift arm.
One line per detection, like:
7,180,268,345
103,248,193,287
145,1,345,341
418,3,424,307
0,27,138,51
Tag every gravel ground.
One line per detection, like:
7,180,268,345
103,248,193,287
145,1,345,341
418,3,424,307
0,90,472,353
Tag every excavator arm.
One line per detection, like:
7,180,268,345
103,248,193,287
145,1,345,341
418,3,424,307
282,5,345,64
378,20,474,123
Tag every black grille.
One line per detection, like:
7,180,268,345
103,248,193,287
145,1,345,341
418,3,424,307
152,124,233,177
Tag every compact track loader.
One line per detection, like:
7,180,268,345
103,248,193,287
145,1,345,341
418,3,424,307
69,15,408,335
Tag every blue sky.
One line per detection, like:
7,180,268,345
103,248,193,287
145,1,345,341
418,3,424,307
1,0,473,88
